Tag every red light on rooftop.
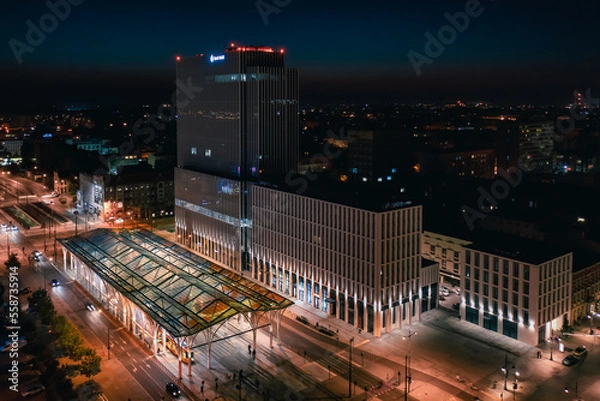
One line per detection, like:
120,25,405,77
280,49,284,54
230,43,235,47
176,56,181,62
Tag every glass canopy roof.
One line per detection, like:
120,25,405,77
59,229,292,337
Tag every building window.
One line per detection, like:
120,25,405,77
523,282,529,295
493,273,498,286
483,284,489,296
503,260,509,275
475,268,480,280
523,296,529,309
430,245,435,254
484,255,489,269
205,149,212,157
502,290,508,302
465,266,471,277
466,251,471,265
474,253,480,267
513,262,520,277
524,266,530,281
191,147,197,155
484,271,489,283
512,292,519,306
523,310,529,325
493,257,499,272
493,287,498,299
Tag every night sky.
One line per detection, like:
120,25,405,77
1,0,599,111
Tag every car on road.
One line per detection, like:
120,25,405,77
51,279,60,287
166,382,181,397
573,345,587,358
21,383,45,397
10,225,18,231
1,337,27,352
18,287,32,295
31,250,42,257
1,223,6,231
562,354,580,366
86,302,97,311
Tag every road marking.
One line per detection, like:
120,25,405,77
132,358,137,363
146,364,151,368
126,352,131,356
132,366,137,372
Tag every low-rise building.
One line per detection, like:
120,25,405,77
461,238,571,346
571,258,600,322
421,230,472,286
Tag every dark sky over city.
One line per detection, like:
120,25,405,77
1,0,599,111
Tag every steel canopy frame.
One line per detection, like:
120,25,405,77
58,229,293,341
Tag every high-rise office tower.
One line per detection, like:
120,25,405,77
176,45,298,179
175,45,299,271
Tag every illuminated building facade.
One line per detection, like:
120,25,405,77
461,243,571,346
250,186,437,337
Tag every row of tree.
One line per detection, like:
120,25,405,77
25,289,102,399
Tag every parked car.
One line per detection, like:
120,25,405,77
21,383,45,397
562,355,580,366
573,346,588,358
31,250,42,257
51,279,60,287
18,287,32,295
86,303,97,311
166,382,181,397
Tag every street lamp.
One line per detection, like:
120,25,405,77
564,381,581,401
348,337,354,397
236,370,243,401
587,314,594,335
548,337,554,361
403,329,416,401
74,211,79,236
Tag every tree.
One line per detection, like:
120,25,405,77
28,289,56,324
4,253,21,269
78,348,101,379
53,315,84,358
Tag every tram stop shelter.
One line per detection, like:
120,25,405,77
58,228,293,378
